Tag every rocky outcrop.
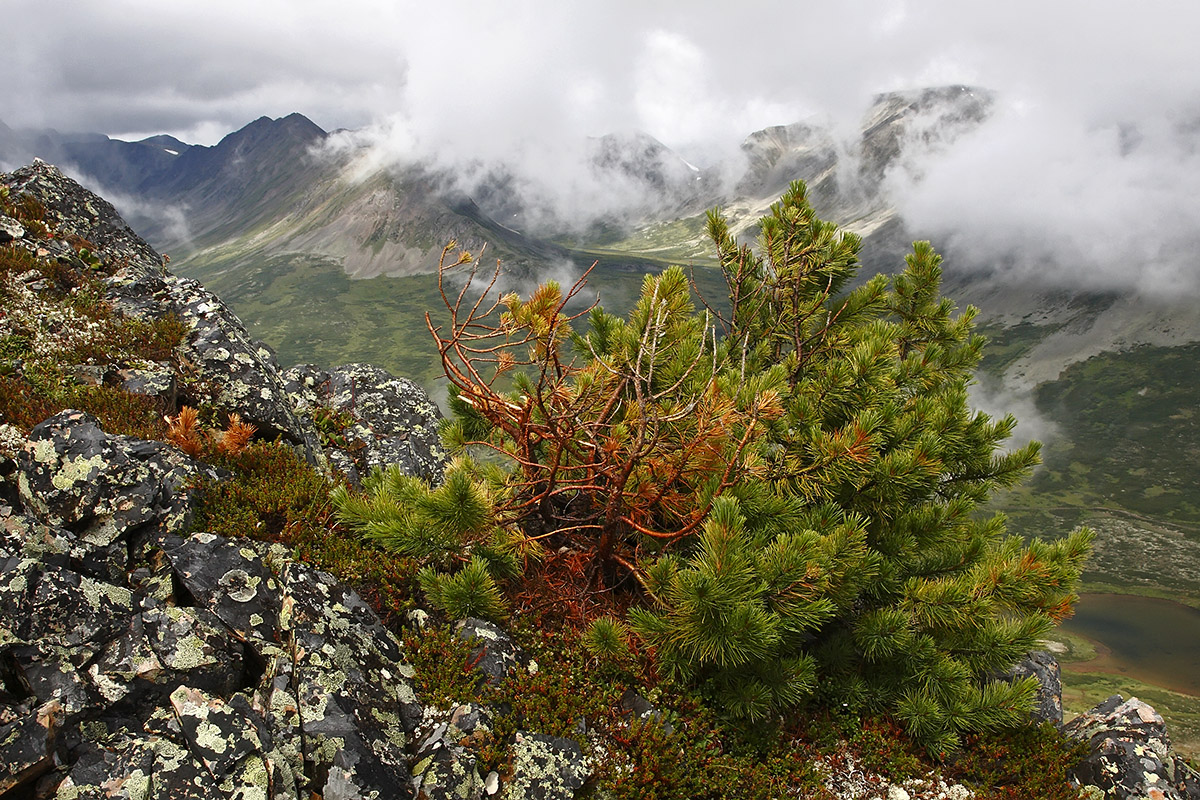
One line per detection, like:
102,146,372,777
165,273,315,447
282,363,446,485
1,161,444,484
2,160,166,283
0,411,597,799
1,411,422,798
1066,695,1200,800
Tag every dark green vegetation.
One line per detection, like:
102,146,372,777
1030,344,1200,525
335,182,1093,757
184,252,451,390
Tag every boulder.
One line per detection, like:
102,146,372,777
14,409,214,583
455,618,529,686
994,649,1064,725
0,214,24,243
1,417,430,799
282,362,446,485
166,275,315,448
503,733,590,800
1065,695,1200,800
1,161,165,282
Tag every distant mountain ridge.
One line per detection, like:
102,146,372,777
0,88,992,277
5,85,1200,380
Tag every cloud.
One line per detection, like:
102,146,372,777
969,378,1058,454
889,95,1200,297
5,0,1199,293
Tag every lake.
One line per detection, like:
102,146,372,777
1059,593,1200,696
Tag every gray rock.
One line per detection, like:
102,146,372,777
1,162,166,282
15,410,214,582
169,686,268,782
412,743,486,800
281,560,423,735
455,618,528,686
503,733,589,800
166,275,314,448
0,700,62,795
994,649,1064,725
281,362,446,485
119,363,178,407
1065,695,1200,800
449,703,494,740
160,532,284,646
0,214,24,243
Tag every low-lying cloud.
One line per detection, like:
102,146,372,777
890,98,1200,297
4,1,1198,296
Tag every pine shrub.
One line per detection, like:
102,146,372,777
346,181,1092,753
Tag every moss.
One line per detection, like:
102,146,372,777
0,238,187,438
190,441,422,624
947,722,1089,800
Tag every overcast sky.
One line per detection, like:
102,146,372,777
6,0,1200,293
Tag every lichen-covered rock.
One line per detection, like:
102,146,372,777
0,213,24,243
448,704,494,746
281,362,446,485
455,619,528,687
412,743,486,800
169,686,270,783
280,560,420,798
994,649,1064,725
12,559,133,650
87,602,246,711
2,161,166,282
1065,695,1200,800
15,410,215,582
0,700,62,795
160,532,284,646
119,363,178,407
503,733,589,800
166,275,314,448
282,560,423,734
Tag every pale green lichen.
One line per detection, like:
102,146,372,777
313,664,349,695
51,453,107,491
79,720,108,742
56,781,83,800
88,664,130,703
310,734,346,765
194,718,231,755
223,755,270,800
80,575,133,610
121,768,151,800
30,438,58,464
5,569,29,594
368,708,407,750
166,633,214,671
